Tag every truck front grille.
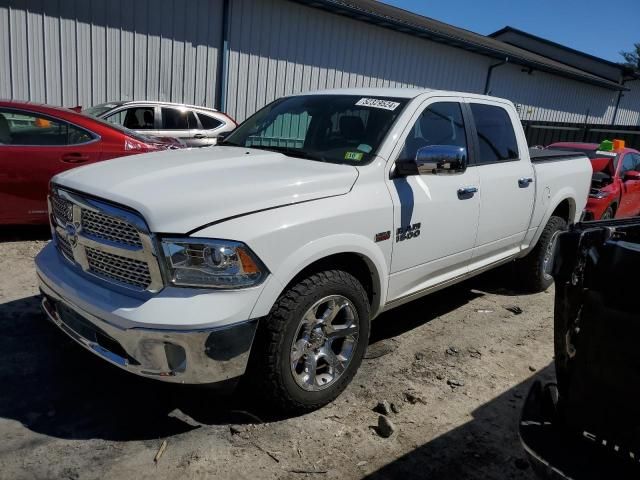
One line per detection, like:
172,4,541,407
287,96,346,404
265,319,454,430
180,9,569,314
81,209,143,247
49,188,163,292
55,231,74,261
85,246,152,289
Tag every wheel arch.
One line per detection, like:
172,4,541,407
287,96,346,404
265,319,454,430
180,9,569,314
250,235,388,320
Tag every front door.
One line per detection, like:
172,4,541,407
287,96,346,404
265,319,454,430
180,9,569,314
387,99,480,303
466,101,535,268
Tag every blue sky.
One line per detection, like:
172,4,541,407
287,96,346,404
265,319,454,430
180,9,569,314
383,0,639,63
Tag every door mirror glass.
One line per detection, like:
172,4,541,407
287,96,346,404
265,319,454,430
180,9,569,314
396,145,467,176
623,170,640,181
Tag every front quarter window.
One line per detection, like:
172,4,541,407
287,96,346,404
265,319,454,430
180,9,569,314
223,95,409,164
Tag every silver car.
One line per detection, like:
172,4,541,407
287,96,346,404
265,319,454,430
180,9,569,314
83,101,237,147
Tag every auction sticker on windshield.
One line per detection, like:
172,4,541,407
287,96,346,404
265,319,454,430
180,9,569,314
355,98,401,111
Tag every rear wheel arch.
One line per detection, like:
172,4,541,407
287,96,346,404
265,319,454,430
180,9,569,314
551,198,575,224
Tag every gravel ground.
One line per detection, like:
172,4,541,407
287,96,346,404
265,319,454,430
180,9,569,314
0,229,555,480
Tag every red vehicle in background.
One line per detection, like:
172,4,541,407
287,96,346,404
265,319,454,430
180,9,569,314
548,141,640,220
0,101,183,225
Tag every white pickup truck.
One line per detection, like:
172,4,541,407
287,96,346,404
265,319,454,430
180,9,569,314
36,88,591,412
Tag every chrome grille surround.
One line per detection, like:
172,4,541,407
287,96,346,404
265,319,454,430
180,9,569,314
49,187,163,292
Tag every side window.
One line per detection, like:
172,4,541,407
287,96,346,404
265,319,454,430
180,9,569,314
401,102,467,160
620,154,636,176
469,103,519,164
161,108,197,130
106,107,155,130
0,109,93,146
198,113,223,130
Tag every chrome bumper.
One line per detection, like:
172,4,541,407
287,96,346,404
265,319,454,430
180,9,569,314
39,278,258,384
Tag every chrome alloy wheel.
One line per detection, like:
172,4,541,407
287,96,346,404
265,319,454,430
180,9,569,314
290,295,359,391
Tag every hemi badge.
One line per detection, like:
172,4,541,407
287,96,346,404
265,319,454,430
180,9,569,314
375,231,391,242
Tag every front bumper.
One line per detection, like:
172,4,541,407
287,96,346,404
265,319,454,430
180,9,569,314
36,243,262,384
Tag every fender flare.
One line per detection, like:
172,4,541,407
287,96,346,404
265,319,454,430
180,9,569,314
528,192,577,253
249,233,389,320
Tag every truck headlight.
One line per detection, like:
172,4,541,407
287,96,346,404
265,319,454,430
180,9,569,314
160,238,267,288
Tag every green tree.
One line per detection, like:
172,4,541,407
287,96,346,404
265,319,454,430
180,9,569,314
620,43,640,71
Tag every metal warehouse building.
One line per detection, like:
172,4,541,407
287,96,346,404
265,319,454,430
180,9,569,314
1,0,639,128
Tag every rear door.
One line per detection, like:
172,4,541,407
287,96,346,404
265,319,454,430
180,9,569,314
157,107,200,146
466,100,535,268
0,108,101,224
618,152,640,217
387,98,481,302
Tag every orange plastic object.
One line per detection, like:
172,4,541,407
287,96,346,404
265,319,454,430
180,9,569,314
613,139,625,150
34,117,51,128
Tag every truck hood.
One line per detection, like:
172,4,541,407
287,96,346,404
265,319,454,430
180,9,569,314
54,146,359,233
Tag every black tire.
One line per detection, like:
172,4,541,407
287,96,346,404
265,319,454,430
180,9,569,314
517,215,567,293
600,206,614,220
247,270,370,413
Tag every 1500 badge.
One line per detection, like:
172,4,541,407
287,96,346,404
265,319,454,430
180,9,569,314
396,223,421,242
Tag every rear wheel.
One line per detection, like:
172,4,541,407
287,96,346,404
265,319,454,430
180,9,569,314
248,270,370,413
517,215,567,293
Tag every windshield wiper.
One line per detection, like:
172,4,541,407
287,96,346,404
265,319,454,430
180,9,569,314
248,145,327,162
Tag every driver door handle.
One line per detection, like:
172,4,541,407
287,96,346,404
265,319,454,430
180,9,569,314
457,186,479,199
193,133,206,139
518,177,534,188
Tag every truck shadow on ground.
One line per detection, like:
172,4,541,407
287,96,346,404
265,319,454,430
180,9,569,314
0,271,529,443
364,365,555,480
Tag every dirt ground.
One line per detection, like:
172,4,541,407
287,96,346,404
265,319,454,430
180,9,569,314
0,228,556,480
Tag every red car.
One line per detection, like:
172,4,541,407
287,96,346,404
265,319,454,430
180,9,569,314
0,100,183,225
548,142,640,220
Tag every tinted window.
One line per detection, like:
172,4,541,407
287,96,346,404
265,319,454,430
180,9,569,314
401,102,467,160
620,154,639,176
162,108,197,129
198,114,223,130
106,107,155,130
224,95,409,164
470,104,519,163
0,109,94,146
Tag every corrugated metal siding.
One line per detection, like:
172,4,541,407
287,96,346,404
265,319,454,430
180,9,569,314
0,0,222,108
489,63,618,124
616,80,640,126
224,0,492,122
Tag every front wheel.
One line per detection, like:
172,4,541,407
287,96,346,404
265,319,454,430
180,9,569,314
600,206,614,220
517,215,567,293
248,270,370,413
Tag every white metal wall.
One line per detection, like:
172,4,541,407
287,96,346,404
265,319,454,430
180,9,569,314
224,0,492,122
489,63,618,124
0,0,222,108
616,80,640,126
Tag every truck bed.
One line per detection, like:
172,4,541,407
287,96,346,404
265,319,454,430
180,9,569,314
529,148,587,163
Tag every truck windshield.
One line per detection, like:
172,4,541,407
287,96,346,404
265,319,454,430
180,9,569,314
222,95,409,165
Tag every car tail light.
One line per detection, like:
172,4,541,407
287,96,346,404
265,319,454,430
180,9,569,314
124,138,147,151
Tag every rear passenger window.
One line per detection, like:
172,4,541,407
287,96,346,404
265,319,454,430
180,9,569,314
198,114,223,130
162,108,197,130
470,104,519,163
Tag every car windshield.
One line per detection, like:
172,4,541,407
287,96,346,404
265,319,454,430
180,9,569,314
222,95,409,164
550,146,619,169
82,103,121,117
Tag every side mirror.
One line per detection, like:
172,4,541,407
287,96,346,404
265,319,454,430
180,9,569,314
623,170,640,182
396,145,467,176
